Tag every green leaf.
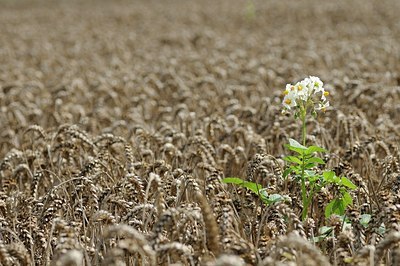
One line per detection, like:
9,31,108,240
337,201,345,215
342,191,353,207
337,200,345,215
244,182,262,194
312,235,326,243
285,138,307,155
323,171,336,182
378,224,386,235
304,163,316,169
325,193,352,218
222,178,262,195
340,177,357,190
325,199,336,218
282,168,292,178
259,191,285,205
360,214,371,228
305,157,325,165
285,145,306,155
319,226,334,235
291,165,302,174
308,175,320,182
313,226,333,243
283,156,302,164
259,189,269,203
325,198,345,218
267,194,284,203
222,177,246,185
304,170,316,177
305,145,327,155
289,138,307,150
222,178,287,207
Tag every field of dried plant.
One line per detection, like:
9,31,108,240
0,0,400,265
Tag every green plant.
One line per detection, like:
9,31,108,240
283,138,356,220
222,177,287,205
282,76,356,220
223,77,356,221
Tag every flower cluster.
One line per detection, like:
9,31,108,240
282,76,330,112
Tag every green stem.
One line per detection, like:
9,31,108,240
304,186,315,220
301,109,307,146
300,108,308,220
301,153,307,220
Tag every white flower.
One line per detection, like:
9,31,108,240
296,79,310,101
309,76,324,94
316,101,330,111
321,90,329,101
282,88,298,109
282,76,330,113
285,84,295,94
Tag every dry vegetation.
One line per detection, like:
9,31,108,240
0,0,400,265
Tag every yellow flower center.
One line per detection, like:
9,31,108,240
323,91,329,96
321,107,326,112
298,85,302,91
291,86,295,91
283,90,289,95
284,99,292,105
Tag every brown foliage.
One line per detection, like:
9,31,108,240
0,0,399,265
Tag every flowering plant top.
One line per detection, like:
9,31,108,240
282,76,329,114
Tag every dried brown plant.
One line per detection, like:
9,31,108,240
0,0,399,265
